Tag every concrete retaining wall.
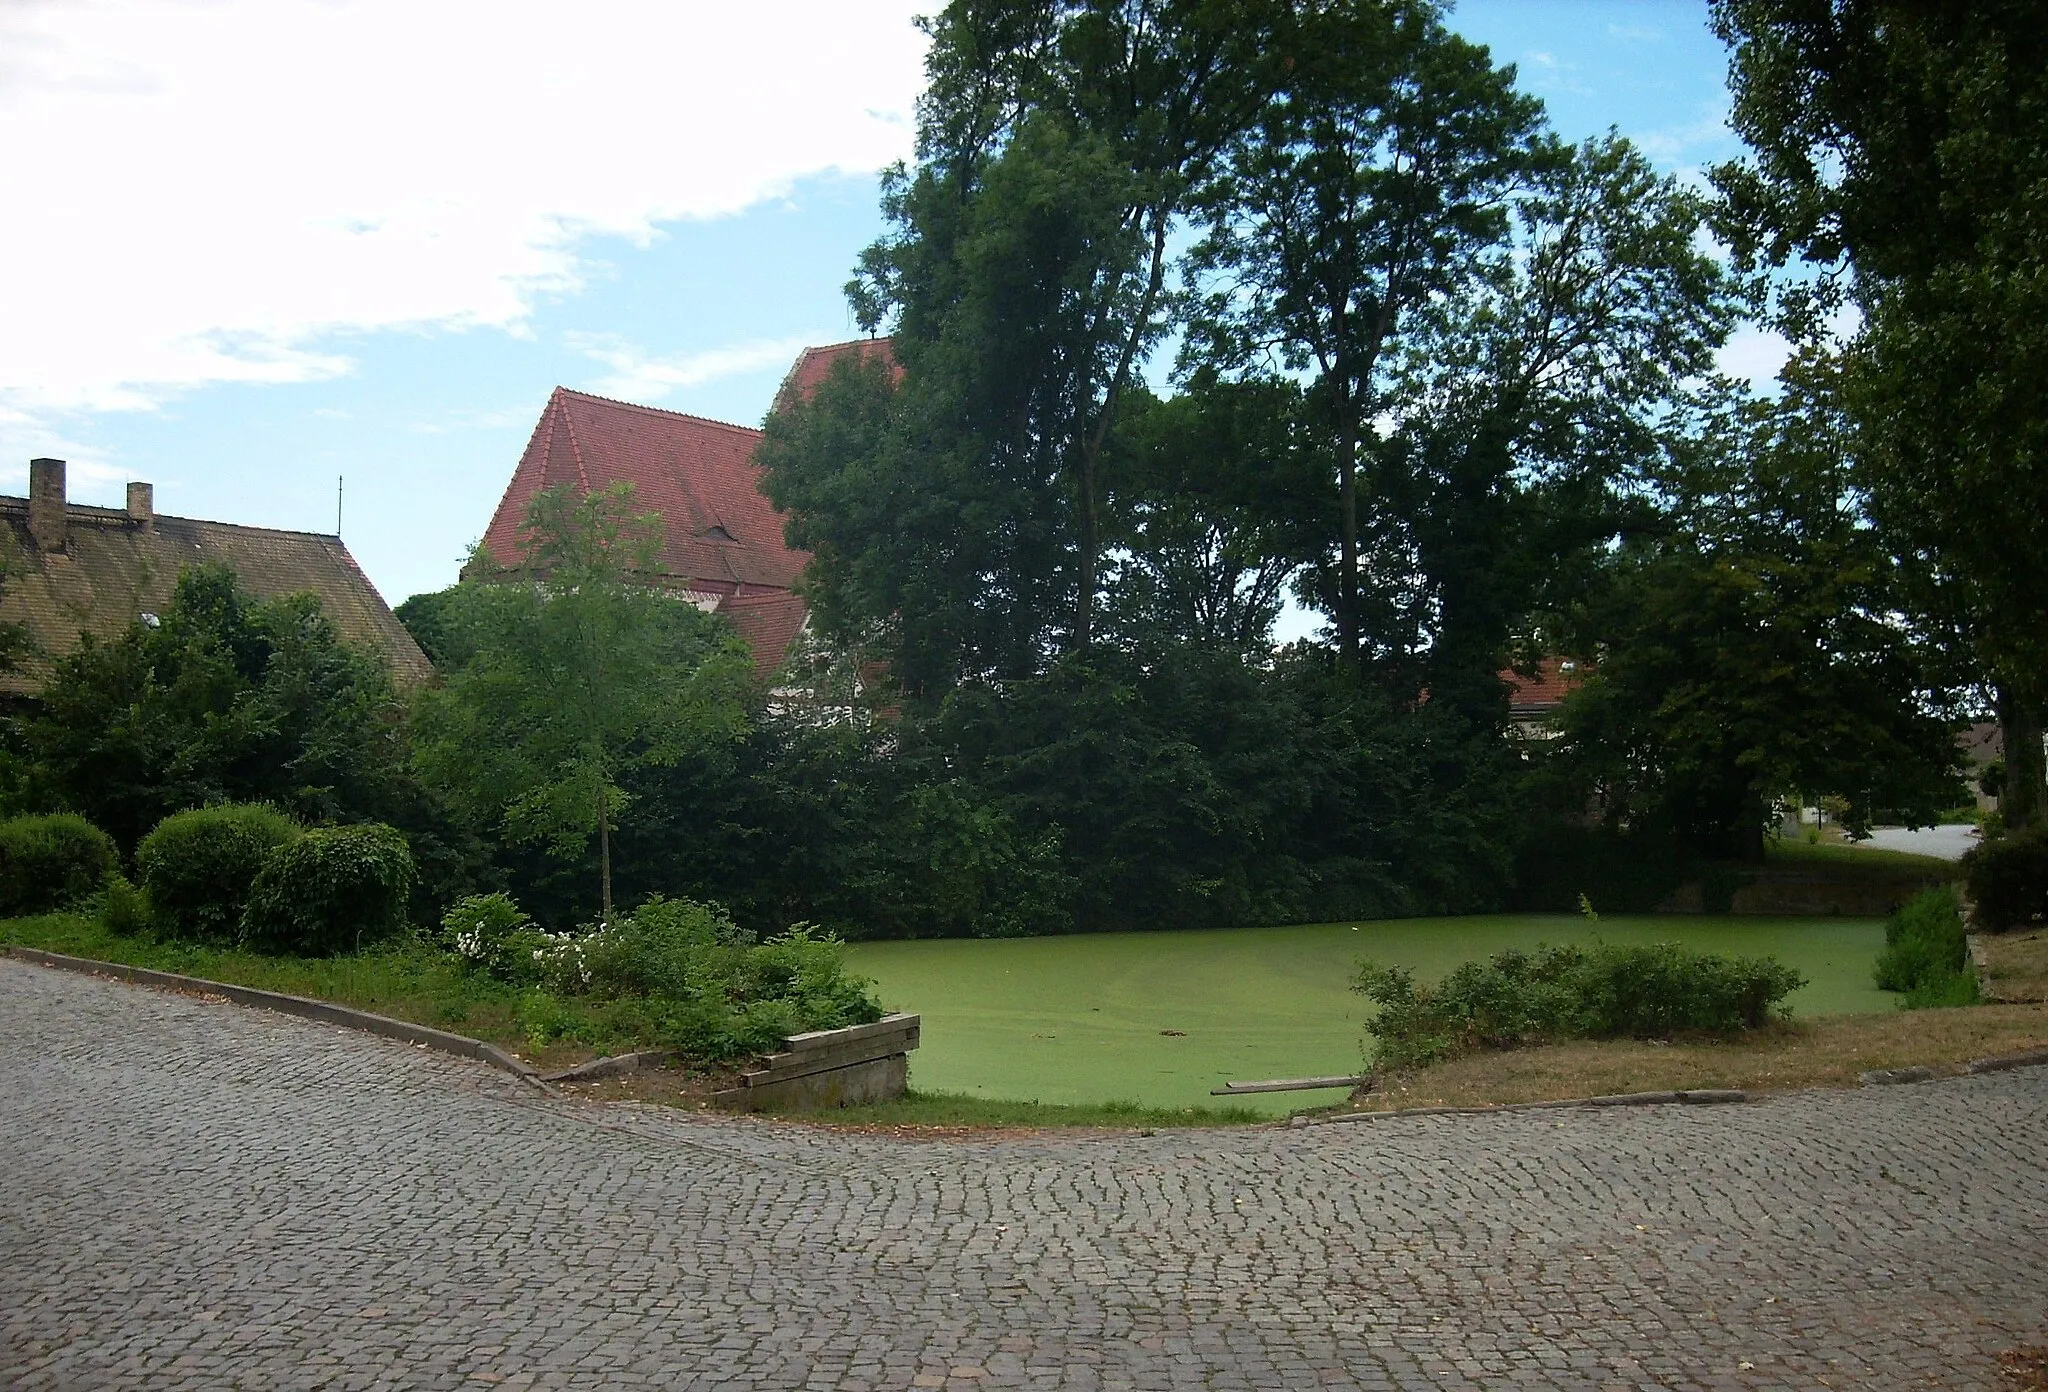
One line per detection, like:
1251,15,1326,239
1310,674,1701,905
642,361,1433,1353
712,1013,919,1113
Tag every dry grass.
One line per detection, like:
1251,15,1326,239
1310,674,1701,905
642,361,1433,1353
1337,1004,2048,1113
2001,1346,2048,1391
1980,928,2048,1003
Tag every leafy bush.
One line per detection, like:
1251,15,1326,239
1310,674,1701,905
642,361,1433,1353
442,892,547,983
136,803,301,941
0,813,118,915
1873,886,1979,1007
1354,941,1807,1071
87,875,152,937
534,895,882,1059
1964,826,2048,932
241,823,415,956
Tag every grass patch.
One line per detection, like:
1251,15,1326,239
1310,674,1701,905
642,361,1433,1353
1766,838,1959,878
851,914,1894,1113
2,912,641,1068
1980,928,2048,1003
1338,1003,2048,1113
773,1090,1269,1131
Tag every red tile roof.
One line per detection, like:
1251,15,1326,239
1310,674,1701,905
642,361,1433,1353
774,337,898,411
722,590,809,679
479,387,804,595
1503,658,1587,715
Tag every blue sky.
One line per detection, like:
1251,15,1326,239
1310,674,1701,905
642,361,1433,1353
0,0,1756,608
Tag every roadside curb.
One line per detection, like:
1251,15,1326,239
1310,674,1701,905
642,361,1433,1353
1303,1087,1751,1126
1302,1051,2048,1126
5,945,553,1094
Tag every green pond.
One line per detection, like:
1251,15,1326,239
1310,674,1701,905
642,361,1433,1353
847,914,1892,1114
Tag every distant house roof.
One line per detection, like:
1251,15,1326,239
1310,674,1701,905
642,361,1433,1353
478,387,805,596
774,337,898,413
0,470,430,698
479,344,903,681
1503,658,1586,719
722,590,810,680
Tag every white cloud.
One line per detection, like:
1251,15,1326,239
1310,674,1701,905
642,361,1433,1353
568,333,823,407
0,0,926,419
1716,324,1795,389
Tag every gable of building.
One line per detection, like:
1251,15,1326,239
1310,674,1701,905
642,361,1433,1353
477,340,899,679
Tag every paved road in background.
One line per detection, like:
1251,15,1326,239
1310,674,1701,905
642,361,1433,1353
1854,824,1982,861
4,959,2045,1391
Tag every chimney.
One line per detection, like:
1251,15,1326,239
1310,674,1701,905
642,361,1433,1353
28,458,66,554
127,481,154,529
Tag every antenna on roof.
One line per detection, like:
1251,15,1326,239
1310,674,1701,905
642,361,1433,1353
336,475,343,536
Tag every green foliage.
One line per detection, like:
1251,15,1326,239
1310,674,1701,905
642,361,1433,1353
412,484,752,922
0,813,117,916
23,564,485,923
241,823,416,956
1872,886,1978,1008
441,892,545,984
1963,828,2048,933
530,895,883,1060
1354,941,1807,1070
87,874,152,938
1551,372,1963,860
137,803,302,943
1711,1,2048,827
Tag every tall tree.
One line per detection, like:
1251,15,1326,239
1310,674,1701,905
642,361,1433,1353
1185,0,1541,668
1385,135,1736,721
1101,373,1326,648
413,485,752,923
1557,371,1963,860
1710,0,2048,826
766,0,1285,697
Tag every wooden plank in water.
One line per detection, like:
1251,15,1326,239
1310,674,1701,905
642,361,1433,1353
1211,1074,1368,1095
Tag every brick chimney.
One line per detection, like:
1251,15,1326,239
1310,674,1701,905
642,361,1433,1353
127,481,154,529
29,458,66,553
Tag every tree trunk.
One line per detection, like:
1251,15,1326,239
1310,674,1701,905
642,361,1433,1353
1998,682,2047,831
598,784,614,925
1076,449,1100,650
1336,386,1359,671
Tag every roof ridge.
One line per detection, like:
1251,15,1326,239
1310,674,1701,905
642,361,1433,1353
0,497,349,544
553,386,763,437
802,336,893,354
555,389,591,493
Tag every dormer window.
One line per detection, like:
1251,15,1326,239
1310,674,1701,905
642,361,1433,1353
701,524,735,543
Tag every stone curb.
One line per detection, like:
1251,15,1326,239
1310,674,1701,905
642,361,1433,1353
5,945,552,1094
1307,1050,2048,1124
1306,1087,1751,1125
1858,1047,2048,1087
542,1049,675,1083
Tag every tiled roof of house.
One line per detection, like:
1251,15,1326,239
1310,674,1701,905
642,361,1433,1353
479,343,903,678
1503,658,1586,716
478,387,806,594
774,337,899,412
0,497,431,696
721,590,809,680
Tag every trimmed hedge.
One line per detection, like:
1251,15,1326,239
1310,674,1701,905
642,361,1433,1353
137,804,302,942
1964,827,2048,932
1355,941,1807,1070
0,813,117,916
241,823,415,956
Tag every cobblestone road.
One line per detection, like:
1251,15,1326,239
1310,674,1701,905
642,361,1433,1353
4,959,2045,1391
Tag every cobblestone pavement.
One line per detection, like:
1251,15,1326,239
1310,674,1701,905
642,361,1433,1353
4,959,2045,1392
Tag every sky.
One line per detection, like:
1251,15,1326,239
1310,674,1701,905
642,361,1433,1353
0,0,1766,609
